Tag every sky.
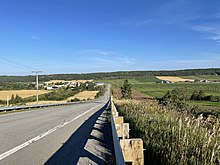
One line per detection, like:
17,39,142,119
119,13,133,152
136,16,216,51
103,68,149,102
0,0,220,75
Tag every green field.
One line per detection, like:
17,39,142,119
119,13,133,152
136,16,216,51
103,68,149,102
182,75,220,82
98,75,220,107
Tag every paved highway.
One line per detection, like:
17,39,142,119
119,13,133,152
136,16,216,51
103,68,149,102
0,88,114,164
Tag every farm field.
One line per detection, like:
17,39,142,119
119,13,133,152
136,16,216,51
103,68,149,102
0,90,51,100
156,76,194,82
182,75,220,82
99,75,220,107
67,91,99,101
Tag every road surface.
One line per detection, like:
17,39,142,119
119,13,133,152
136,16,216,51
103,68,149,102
0,89,115,165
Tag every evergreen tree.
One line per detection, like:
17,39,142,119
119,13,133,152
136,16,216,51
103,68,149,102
121,79,132,99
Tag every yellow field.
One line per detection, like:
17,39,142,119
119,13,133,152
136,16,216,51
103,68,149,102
67,91,99,101
156,76,195,83
0,90,51,100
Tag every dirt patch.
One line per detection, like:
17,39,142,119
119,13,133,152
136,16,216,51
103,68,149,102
156,76,194,83
67,91,99,101
0,90,51,100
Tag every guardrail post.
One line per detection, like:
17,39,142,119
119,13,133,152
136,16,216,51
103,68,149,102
120,139,144,165
116,123,130,139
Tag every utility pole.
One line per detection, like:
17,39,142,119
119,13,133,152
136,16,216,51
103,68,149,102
7,95,9,107
32,70,42,104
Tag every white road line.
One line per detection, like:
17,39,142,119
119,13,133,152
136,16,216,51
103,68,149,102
0,104,101,161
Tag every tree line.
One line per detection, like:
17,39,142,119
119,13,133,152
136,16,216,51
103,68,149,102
0,68,219,82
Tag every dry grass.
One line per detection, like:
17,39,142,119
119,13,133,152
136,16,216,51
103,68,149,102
0,90,51,100
156,76,194,83
115,99,220,164
67,91,99,101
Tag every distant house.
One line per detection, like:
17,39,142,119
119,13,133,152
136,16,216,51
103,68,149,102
46,86,58,90
96,82,105,86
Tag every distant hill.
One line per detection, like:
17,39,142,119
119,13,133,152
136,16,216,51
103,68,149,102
0,68,219,82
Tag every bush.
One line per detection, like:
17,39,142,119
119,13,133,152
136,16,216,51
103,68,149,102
162,88,188,111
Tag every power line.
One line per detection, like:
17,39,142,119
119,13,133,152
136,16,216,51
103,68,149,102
0,56,38,71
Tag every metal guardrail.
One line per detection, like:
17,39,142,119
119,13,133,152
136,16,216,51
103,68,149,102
0,101,83,112
110,97,126,165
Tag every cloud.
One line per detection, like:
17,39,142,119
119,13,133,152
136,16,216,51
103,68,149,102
190,25,220,44
30,35,39,40
146,57,220,70
74,49,136,71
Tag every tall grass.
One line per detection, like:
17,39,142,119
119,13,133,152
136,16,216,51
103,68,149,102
115,99,220,165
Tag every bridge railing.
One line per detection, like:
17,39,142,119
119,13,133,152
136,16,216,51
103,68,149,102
110,97,144,165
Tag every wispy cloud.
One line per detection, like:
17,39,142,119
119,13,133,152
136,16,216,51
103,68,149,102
30,35,39,40
74,49,136,71
109,1,220,45
190,24,220,44
146,57,220,70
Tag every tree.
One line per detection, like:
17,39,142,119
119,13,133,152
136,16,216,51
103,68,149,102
191,90,205,100
121,79,132,99
162,88,188,111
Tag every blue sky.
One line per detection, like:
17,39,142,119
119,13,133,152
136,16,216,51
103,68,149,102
0,0,220,75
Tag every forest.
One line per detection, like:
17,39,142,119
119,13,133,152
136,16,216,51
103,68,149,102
0,68,219,82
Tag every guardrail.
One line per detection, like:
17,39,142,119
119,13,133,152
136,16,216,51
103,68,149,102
0,101,85,112
111,97,144,165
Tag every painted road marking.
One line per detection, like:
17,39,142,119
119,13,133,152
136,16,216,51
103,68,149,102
0,104,101,161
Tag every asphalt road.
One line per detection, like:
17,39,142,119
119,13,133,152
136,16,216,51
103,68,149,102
0,89,114,165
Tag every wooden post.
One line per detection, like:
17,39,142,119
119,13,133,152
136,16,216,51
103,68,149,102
120,139,144,165
116,123,130,139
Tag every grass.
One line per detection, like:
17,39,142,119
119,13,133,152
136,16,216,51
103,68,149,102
134,83,220,98
115,99,220,165
188,100,220,107
182,75,220,82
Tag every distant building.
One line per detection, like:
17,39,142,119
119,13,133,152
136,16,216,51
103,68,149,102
46,86,58,90
96,82,105,86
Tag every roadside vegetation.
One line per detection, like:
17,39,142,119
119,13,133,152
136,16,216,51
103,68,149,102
115,99,220,165
109,77,220,164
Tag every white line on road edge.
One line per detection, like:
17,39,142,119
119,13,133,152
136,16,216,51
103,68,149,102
0,104,101,161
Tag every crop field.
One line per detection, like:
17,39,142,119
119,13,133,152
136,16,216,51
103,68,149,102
134,83,220,98
0,90,51,100
99,76,220,97
156,76,194,82
67,91,99,101
182,75,220,82
99,75,220,107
